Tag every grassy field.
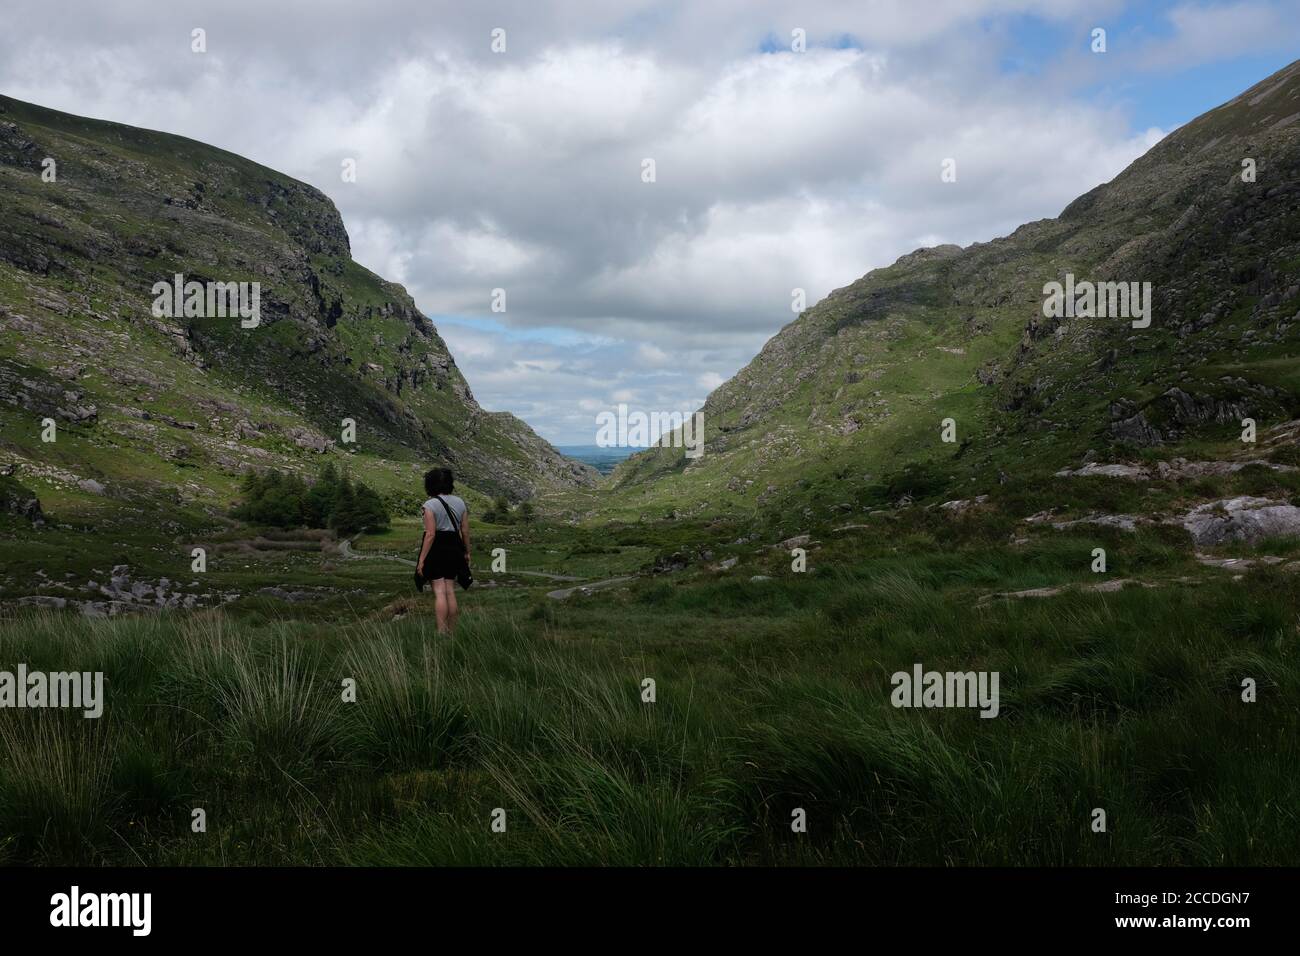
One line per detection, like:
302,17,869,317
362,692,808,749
3,62,1299,868
2,492,1297,866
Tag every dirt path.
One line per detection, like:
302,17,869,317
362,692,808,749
338,534,416,566
340,533,588,582
546,576,637,600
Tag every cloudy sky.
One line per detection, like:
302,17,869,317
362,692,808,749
2,1,1297,443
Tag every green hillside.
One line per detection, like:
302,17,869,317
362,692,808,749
2,63,1299,869
0,91,595,540
587,59,1300,527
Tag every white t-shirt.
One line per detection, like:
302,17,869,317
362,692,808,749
422,494,468,532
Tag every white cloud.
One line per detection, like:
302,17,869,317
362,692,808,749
0,0,1254,442
1144,1,1296,70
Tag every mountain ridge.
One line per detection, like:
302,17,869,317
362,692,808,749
0,92,595,527
595,58,1300,523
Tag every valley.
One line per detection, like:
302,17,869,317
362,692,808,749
1,59,1299,867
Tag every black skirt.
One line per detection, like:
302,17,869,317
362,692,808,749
420,534,465,581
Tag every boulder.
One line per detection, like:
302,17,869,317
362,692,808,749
1180,497,1300,546
940,495,989,511
57,404,98,423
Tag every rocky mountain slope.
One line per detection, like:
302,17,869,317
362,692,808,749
603,59,1300,523
0,92,594,532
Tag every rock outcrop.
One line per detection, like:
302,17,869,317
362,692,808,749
1179,497,1300,546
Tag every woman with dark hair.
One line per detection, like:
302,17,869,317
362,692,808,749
415,467,470,634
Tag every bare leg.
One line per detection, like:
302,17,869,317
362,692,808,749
445,580,459,631
434,579,451,634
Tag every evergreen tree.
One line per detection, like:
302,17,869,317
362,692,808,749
493,495,512,524
239,468,262,500
330,478,364,535
231,462,385,533
303,462,340,527
354,482,389,531
232,469,306,527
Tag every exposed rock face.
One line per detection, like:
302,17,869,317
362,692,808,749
1161,387,1249,429
1109,411,1163,447
1180,497,1300,546
1110,389,1255,446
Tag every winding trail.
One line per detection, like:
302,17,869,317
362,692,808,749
338,532,595,585
545,576,637,601
338,534,416,566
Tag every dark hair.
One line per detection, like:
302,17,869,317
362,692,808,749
424,467,454,496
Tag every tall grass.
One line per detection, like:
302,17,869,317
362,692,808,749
0,712,116,862
0,546,1296,865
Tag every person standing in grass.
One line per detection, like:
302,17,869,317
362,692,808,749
415,467,470,634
